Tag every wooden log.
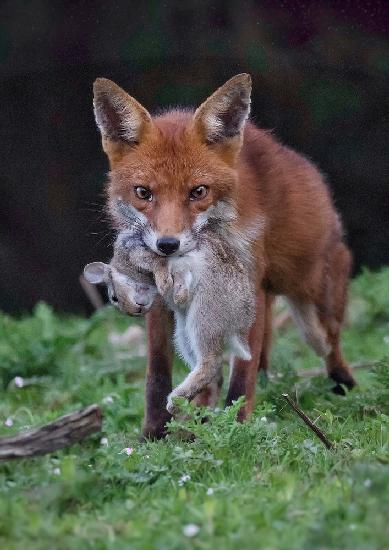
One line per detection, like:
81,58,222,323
0,404,102,461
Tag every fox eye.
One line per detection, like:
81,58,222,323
189,185,208,201
134,186,153,201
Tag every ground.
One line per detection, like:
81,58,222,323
0,268,389,549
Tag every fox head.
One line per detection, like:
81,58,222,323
93,74,251,256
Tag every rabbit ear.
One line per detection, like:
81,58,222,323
83,262,109,284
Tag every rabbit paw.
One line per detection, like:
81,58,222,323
166,393,180,416
173,280,190,305
155,271,173,296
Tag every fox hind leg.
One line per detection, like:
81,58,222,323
288,242,356,393
258,293,274,375
318,242,356,392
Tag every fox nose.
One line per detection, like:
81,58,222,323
156,236,180,255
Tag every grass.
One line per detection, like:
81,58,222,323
0,268,389,549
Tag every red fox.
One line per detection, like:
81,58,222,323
93,73,356,439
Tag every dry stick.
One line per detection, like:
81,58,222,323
79,274,104,310
0,404,102,461
282,393,334,450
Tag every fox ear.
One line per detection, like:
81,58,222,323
84,262,109,284
193,74,251,151
93,78,153,166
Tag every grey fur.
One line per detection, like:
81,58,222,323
84,201,256,414
163,228,255,414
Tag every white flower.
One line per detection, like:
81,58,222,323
53,468,61,476
183,524,200,537
102,395,114,404
206,487,214,495
100,437,108,446
14,376,24,388
260,416,267,422
122,447,134,456
364,479,372,488
178,474,191,486
4,417,13,427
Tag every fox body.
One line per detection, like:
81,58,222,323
92,73,356,438
85,201,256,414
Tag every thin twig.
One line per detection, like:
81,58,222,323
0,404,102,461
282,393,334,450
79,274,104,310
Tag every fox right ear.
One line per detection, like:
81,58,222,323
192,74,251,163
93,78,153,166
83,262,109,284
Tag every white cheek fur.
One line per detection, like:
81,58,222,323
142,228,160,254
114,199,149,226
193,200,238,231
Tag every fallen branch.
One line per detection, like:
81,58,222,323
282,393,334,450
0,404,102,461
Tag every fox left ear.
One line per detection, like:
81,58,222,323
93,78,154,167
192,74,251,155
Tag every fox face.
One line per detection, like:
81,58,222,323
93,75,251,256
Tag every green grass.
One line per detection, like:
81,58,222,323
0,268,389,549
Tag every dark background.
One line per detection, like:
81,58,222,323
1,1,388,314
